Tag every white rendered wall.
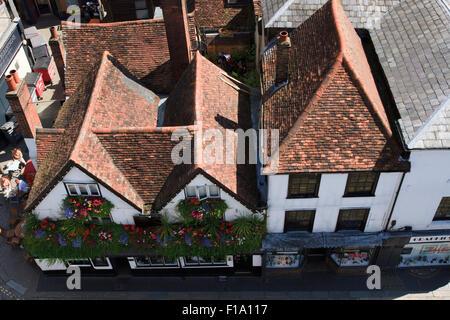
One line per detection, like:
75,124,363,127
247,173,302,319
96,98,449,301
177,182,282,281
388,150,450,231
6,46,32,79
161,173,256,222
34,167,140,224
266,172,404,233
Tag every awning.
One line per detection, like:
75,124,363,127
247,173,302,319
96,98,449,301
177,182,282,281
263,231,384,251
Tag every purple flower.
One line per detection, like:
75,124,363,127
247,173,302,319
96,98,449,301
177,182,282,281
64,208,75,219
35,230,46,239
202,238,213,247
119,233,128,245
57,232,67,246
72,237,82,248
185,235,192,246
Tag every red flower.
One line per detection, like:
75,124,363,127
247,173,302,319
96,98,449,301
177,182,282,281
51,224,55,229
42,219,48,224
151,233,156,239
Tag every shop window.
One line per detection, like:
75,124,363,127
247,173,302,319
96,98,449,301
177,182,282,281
134,256,179,268
330,247,373,267
184,185,221,199
336,208,370,232
284,210,315,232
183,256,228,266
399,243,450,267
433,197,450,221
64,183,101,196
287,173,321,198
344,172,379,197
66,259,91,267
265,252,302,268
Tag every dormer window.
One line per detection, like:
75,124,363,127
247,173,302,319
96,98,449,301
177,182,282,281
185,185,221,200
64,183,101,196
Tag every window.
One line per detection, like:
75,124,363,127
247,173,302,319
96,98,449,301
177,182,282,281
66,259,91,267
287,173,321,198
183,256,228,266
344,172,379,197
284,210,315,232
89,216,112,225
184,185,221,199
135,0,149,19
329,247,373,267
134,256,179,268
64,183,101,196
265,252,302,269
226,0,251,7
433,197,450,221
336,208,370,231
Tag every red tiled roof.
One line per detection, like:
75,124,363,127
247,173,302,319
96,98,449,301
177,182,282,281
62,15,197,96
261,0,409,174
162,51,259,209
194,0,257,31
27,51,259,212
35,128,65,167
26,52,161,211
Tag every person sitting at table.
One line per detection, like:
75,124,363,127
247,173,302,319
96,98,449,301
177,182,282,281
3,148,26,177
14,178,29,199
1,176,15,198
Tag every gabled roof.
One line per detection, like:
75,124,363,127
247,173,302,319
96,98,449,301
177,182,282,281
262,0,400,29
370,0,450,148
26,52,161,211
28,51,260,212
62,16,196,96
261,0,409,173
162,51,259,209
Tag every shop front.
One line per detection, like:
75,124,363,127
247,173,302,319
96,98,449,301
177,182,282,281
262,231,384,275
398,230,450,269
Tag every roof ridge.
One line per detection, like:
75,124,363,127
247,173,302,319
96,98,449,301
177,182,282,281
70,51,111,157
331,0,392,138
92,125,197,134
263,53,344,174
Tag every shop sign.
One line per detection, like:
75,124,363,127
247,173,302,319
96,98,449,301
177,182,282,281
0,26,22,76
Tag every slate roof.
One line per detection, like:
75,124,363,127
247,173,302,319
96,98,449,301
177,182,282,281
370,0,450,148
261,0,450,149
261,0,409,173
262,0,401,29
26,52,161,211
62,16,197,96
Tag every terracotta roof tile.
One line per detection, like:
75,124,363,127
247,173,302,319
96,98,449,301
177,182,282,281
26,52,161,211
62,16,197,96
261,0,409,173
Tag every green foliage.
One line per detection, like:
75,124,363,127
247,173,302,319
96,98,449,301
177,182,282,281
237,69,260,88
232,214,264,238
23,198,265,260
176,198,228,225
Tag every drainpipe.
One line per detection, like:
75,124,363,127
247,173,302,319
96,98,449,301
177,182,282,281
384,171,406,232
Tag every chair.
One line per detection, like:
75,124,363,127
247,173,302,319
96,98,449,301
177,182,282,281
6,237,21,246
2,229,15,239
8,217,20,226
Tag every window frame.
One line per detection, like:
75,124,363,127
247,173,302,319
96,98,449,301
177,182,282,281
335,208,370,232
184,185,221,200
63,182,102,197
343,172,380,197
433,197,450,221
284,210,316,232
287,173,321,199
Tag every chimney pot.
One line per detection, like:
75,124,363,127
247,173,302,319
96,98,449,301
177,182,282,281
5,75,17,91
275,31,291,86
50,26,58,39
10,70,20,84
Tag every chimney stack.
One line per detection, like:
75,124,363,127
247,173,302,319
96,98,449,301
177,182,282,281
5,77,42,168
48,26,66,89
275,31,291,86
161,0,192,84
